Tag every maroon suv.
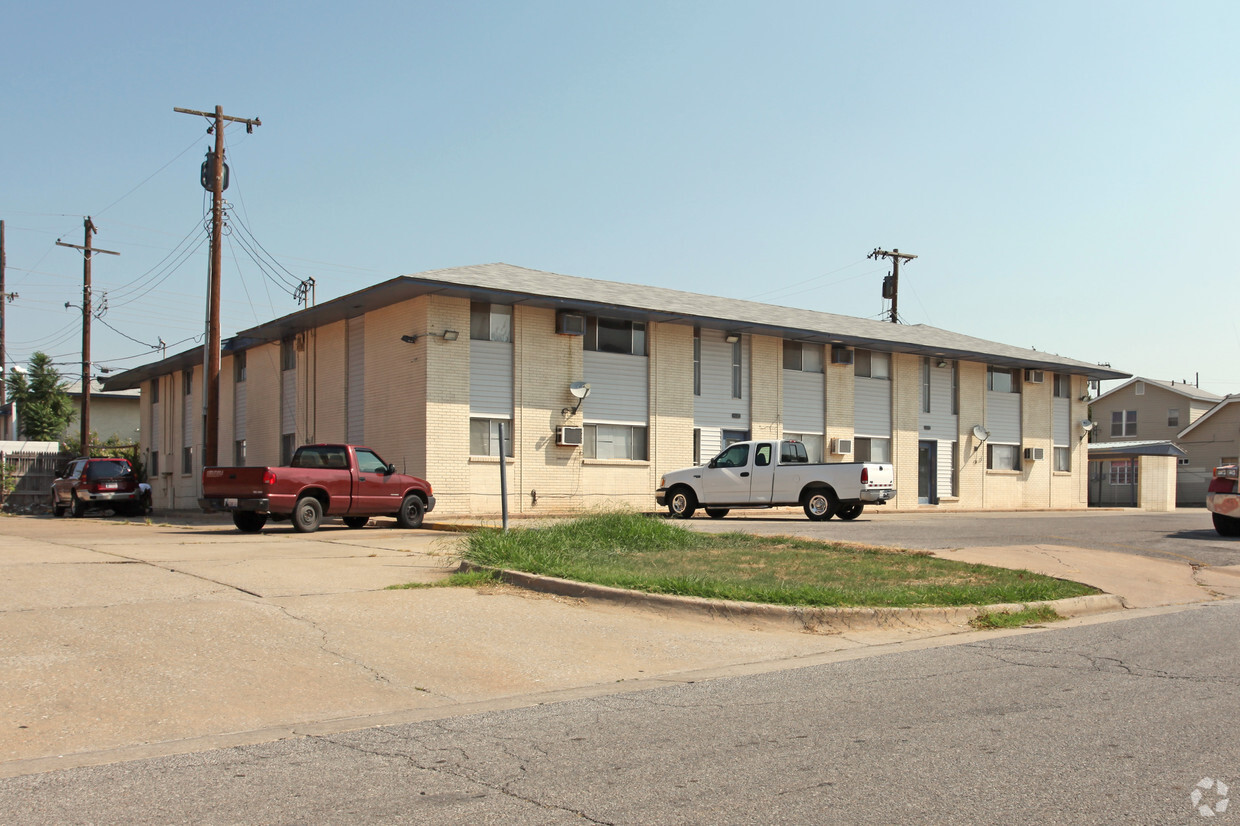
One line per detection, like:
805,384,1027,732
51,457,142,517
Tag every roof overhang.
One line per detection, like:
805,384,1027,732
1087,440,1188,460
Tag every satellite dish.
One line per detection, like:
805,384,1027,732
569,382,591,399
972,424,990,442
1080,419,1096,432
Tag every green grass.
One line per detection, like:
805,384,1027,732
970,604,1065,629
459,511,1098,609
386,569,501,590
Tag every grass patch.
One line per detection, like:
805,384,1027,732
386,569,501,590
970,603,1065,629
461,511,1098,609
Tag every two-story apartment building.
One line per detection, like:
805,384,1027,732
103,263,1128,515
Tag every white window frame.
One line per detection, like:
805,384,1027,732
987,443,1021,471
1053,445,1070,472
782,341,823,373
854,437,891,463
783,433,824,463
1109,460,1134,485
470,302,513,343
584,424,648,461
470,418,514,457
986,366,1020,394
1168,408,1180,428
1111,410,1137,438
854,350,891,380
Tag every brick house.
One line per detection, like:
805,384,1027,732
103,263,1128,515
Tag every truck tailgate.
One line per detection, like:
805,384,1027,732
202,466,269,498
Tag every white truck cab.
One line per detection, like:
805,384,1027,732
656,439,896,521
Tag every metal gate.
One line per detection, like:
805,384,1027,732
1088,458,1139,507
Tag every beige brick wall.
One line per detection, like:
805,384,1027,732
650,322,694,483
245,342,282,468
312,321,347,445
1020,373,1053,508
361,297,426,475
824,353,855,462
891,353,921,510
424,295,470,512
749,335,782,440
955,360,988,509
1138,454,1178,511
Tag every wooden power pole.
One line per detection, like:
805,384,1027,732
868,247,917,323
173,105,260,468
57,218,119,455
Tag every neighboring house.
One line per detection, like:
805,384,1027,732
1090,377,1226,505
1176,395,1240,505
103,263,1128,514
61,380,141,446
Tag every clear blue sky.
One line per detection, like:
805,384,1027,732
3,1,1237,395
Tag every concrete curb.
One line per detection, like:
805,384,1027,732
458,563,1126,634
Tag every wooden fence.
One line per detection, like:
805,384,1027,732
1,452,68,511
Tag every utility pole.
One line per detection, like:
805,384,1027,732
868,247,917,323
173,105,261,468
57,218,120,455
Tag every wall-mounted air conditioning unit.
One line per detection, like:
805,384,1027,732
831,437,853,455
831,346,854,365
556,426,584,446
556,312,586,336
1023,447,1044,460
1024,369,1045,384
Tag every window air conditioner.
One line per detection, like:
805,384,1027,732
556,426,584,447
831,438,853,455
831,347,854,365
1023,447,1044,460
1024,369,1045,384
556,312,586,336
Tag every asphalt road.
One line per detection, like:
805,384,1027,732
685,507,1240,568
2,600,1236,825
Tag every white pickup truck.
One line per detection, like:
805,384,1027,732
656,439,896,521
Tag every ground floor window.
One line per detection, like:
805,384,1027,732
784,433,824,463
470,418,514,457
854,437,891,463
150,451,159,477
235,439,246,466
181,446,193,475
281,434,296,466
1109,459,1134,485
1054,445,1070,472
693,428,701,465
987,443,1021,471
585,424,648,460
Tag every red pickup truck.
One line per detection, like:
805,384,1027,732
200,444,435,533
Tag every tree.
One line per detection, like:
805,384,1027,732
5,352,76,442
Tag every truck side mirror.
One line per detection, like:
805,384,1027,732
708,458,718,469
386,463,397,475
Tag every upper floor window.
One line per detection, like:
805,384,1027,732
731,337,742,398
921,358,932,413
150,378,160,405
854,350,890,380
470,302,512,343
1135,381,1145,396
234,350,247,383
1168,408,1180,428
987,366,1021,393
693,327,701,396
585,316,646,356
1053,373,1071,399
280,338,296,371
783,341,823,373
1111,410,1137,438
182,368,193,396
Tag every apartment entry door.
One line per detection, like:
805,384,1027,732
918,440,938,505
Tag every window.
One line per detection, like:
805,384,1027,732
782,341,823,373
1135,381,1145,396
693,428,701,465
731,337,742,398
150,451,159,476
712,443,749,468
585,316,645,355
182,368,193,396
150,379,160,405
987,366,1020,393
693,327,701,396
721,429,750,448
781,441,810,464
182,446,193,475
1168,408,1180,428
755,443,772,467
584,424,647,460
1053,373,1071,399
854,350,890,379
951,361,959,414
1109,460,1134,485
234,350,247,383
281,434,296,465
234,439,246,465
1111,410,1137,438
854,437,891,463
783,433,823,463
987,443,1021,471
470,302,512,343
281,338,297,371
354,448,390,474
1054,446,1070,472
470,418,514,457
921,358,931,413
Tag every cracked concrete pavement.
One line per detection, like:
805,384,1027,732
2,509,1238,779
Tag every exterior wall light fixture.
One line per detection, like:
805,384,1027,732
400,330,460,344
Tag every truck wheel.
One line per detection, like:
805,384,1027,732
803,489,838,521
343,516,369,529
667,487,697,519
836,503,864,521
1213,513,1240,537
233,511,268,533
292,496,323,533
396,495,425,529
705,508,729,519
